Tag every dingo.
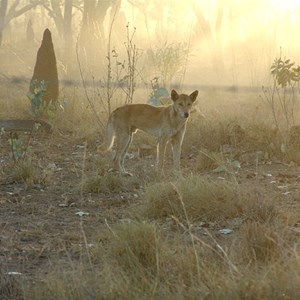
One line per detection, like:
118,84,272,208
100,89,198,176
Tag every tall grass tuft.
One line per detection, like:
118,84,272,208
111,221,162,275
0,272,23,300
81,172,124,193
239,221,281,263
13,159,40,187
141,175,241,222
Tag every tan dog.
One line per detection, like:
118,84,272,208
100,89,198,176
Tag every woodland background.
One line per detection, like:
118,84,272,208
1,0,300,89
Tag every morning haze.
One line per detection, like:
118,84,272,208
1,0,300,87
0,1,299,299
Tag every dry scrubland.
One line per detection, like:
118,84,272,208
0,80,300,299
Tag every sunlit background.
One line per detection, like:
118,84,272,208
1,0,300,88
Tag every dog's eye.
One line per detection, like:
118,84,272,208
179,103,183,106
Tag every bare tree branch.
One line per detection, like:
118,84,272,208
5,0,45,26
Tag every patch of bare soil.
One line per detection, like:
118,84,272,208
0,130,299,285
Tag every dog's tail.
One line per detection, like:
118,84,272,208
99,117,115,154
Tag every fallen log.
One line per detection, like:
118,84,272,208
0,120,52,133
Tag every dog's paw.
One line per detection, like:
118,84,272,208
122,171,133,177
108,168,119,174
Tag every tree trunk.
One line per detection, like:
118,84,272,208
0,0,8,46
63,0,72,43
63,0,73,72
50,0,64,37
193,7,224,75
80,0,113,60
45,0,73,75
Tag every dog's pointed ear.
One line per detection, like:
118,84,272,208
171,89,179,101
189,90,198,102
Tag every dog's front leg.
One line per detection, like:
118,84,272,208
157,138,168,176
171,130,185,176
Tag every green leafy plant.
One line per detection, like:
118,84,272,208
8,132,26,162
271,58,300,88
27,79,56,118
263,55,300,133
8,133,39,186
147,77,170,106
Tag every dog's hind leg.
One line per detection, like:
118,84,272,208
120,132,134,175
113,130,133,176
99,119,115,154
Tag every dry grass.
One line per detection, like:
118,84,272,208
243,122,280,154
183,110,288,164
81,170,125,193
80,157,141,193
196,149,224,171
26,215,300,300
183,115,235,154
239,221,281,263
0,272,23,300
12,159,41,187
110,222,162,274
210,256,300,299
140,175,241,222
1,82,299,299
247,200,279,224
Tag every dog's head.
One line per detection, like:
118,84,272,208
171,90,198,119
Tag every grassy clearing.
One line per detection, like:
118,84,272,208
1,83,299,299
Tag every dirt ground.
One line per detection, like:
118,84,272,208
0,128,300,287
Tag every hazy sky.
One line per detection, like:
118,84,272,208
2,0,300,87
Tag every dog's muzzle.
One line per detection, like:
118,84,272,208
184,112,189,118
